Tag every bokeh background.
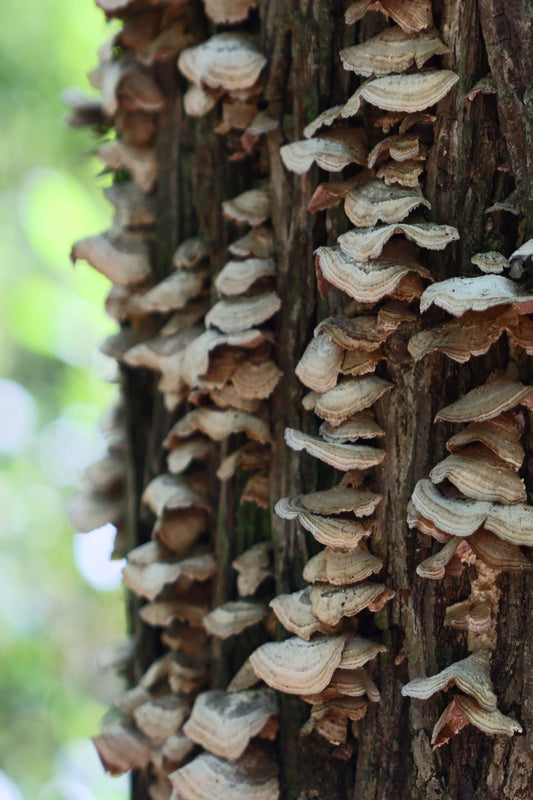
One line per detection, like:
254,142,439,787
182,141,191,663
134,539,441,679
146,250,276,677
0,3,130,798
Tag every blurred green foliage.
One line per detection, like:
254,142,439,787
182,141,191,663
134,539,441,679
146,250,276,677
0,2,130,798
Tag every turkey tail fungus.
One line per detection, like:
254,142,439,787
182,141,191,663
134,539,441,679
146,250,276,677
67,0,532,798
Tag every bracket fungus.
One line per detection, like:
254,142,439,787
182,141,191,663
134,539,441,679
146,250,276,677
340,27,449,77
343,180,430,227
338,221,459,262
178,34,266,92
345,0,434,32
280,131,367,174
183,689,278,761
342,70,459,117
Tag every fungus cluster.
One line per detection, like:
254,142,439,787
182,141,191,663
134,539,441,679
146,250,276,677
399,21,533,743
66,0,531,789
67,2,281,798
246,0,461,748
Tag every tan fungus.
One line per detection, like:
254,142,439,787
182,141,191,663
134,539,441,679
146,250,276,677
429,445,526,503
341,27,448,77
215,257,275,296
285,428,385,471
228,227,274,259
315,244,431,303
249,635,347,695
178,33,266,91
402,652,497,710
431,694,522,748
142,474,209,517
411,479,533,545
269,587,338,641
280,130,367,174
232,542,273,597
298,486,382,517
446,414,524,469
303,546,383,585
203,600,268,638
167,408,271,444
408,307,533,364
183,688,278,761
169,747,279,800
344,180,430,227
342,70,458,117
471,251,508,275
310,582,395,625
302,105,344,138
314,376,394,425
376,159,424,187
367,133,420,167
93,722,152,776
345,0,433,33
133,695,190,740
338,222,459,262
222,188,270,226
71,233,151,286
435,377,533,423
295,333,344,392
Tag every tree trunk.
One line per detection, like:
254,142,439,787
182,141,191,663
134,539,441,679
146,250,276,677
77,1,532,799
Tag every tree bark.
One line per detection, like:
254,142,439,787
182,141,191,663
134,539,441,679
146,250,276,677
110,2,533,798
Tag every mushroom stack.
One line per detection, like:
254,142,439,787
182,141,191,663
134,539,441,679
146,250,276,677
177,26,275,160
68,397,127,558
244,2,456,748
64,2,227,796
404,373,532,745
408,248,533,364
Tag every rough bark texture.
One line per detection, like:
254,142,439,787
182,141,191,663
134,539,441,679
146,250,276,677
122,2,532,798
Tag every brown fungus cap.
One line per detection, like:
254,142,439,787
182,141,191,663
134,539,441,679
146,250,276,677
431,694,522,748
298,486,382,517
345,0,434,32
377,159,425,188
365,131,422,167
232,542,273,597
133,694,191,740
275,496,374,549
167,408,271,444
408,307,533,364
93,722,152,775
